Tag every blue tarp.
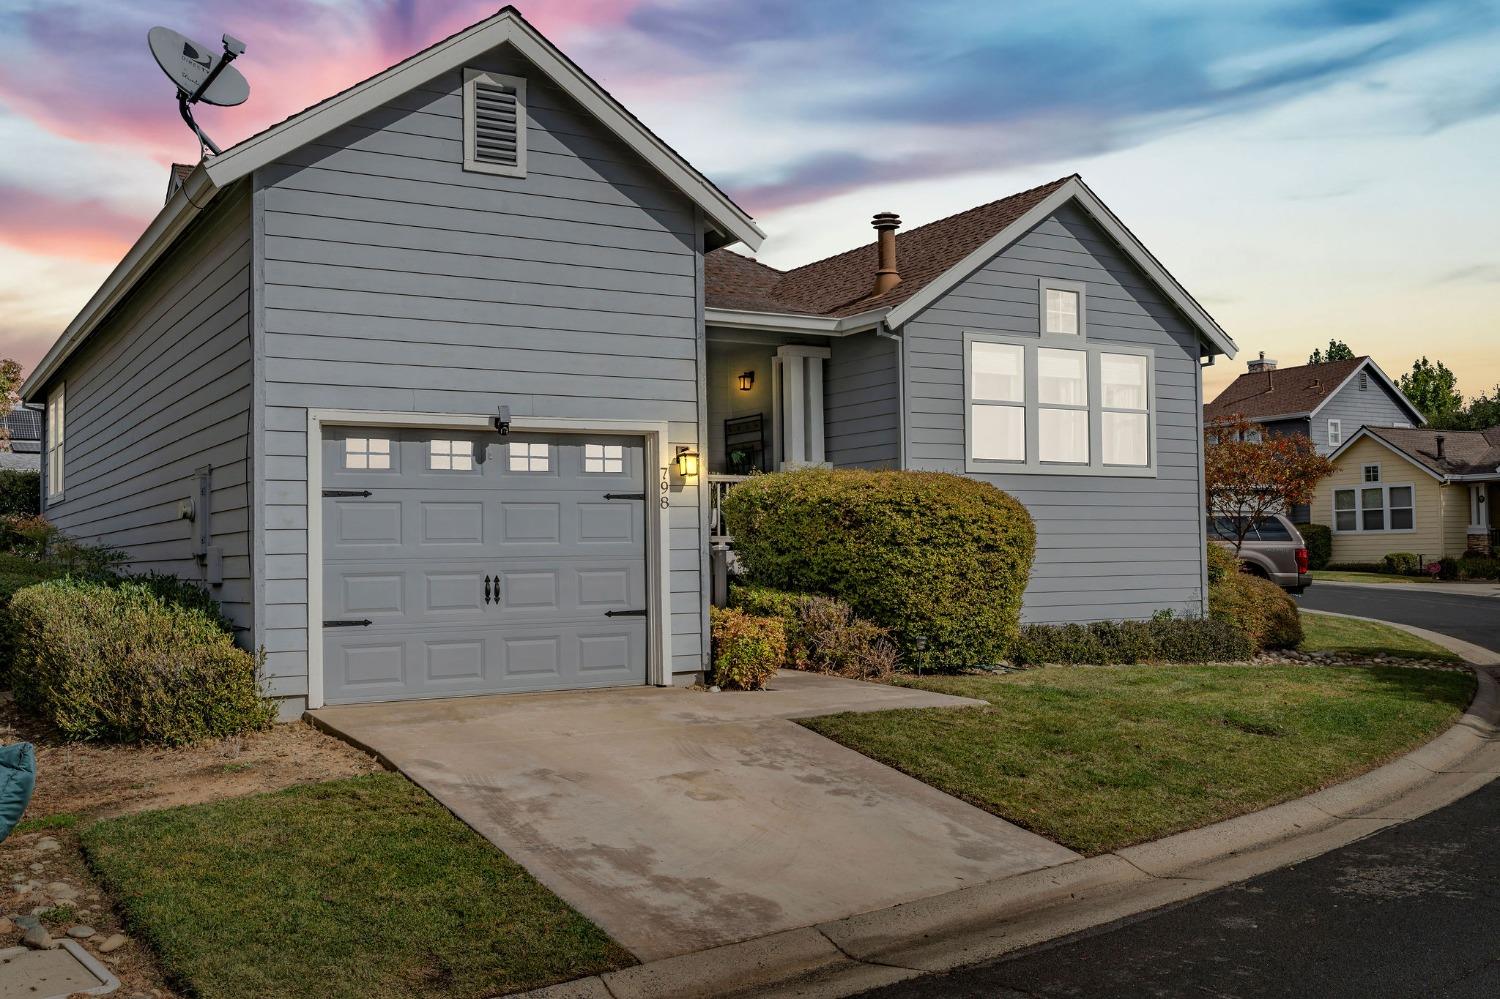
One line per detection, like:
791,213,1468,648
0,742,36,842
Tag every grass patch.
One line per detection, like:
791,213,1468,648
1312,570,1434,585
13,812,79,834
80,773,632,999
800,665,1472,855
1300,612,1461,662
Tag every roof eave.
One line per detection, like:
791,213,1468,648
21,163,219,402
1306,358,1427,426
705,306,888,336
1330,427,1446,481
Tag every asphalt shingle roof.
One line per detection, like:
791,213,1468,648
1204,356,1370,422
1362,426,1500,478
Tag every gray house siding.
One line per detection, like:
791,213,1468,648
901,203,1207,623
825,332,901,469
41,189,254,635
1313,376,1415,455
252,42,708,704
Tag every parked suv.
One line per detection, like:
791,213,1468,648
1207,514,1311,594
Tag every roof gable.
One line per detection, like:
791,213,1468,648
1335,425,1500,479
1205,356,1424,425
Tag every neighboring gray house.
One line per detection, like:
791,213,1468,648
22,7,1237,717
1204,354,1424,455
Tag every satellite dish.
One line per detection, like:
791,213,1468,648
147,26,251,158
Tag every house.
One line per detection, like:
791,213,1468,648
1204,354,1425,455
20,7,1236,717
0,409,41,471
1310,426,1500,563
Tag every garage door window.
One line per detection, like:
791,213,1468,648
344,437,391,470
508,441,550,472
430,439,474,471
583,443,623,474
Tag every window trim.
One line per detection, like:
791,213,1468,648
1327,419,1342,447
1331,482,1416,534
45,383,64,500
462,68,527,178
1037,278,1087,339
963,331,1156,477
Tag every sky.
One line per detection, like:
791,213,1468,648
1,0,1497,402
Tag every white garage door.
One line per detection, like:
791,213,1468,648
320,429,648,704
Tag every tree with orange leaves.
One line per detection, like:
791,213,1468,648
1205,415,1334,553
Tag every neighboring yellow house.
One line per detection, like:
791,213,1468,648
1310,426,1500,564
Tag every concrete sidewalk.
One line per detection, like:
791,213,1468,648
1313,578,1500,597
311,671,1077,962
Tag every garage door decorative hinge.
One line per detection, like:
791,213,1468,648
323,619,372,628
323,489,373,498
605,609,648,617
603,492,646,501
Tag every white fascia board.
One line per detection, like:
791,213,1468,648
1306,358,1427,427
883,177,1238,359
21,164,218,402
1331,428,1446,482
704,307,887,336
205,10,763,251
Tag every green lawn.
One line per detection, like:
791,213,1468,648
1312,570,1435,585
801,665,1472,855
1300,611,1461,662
81,774,632,999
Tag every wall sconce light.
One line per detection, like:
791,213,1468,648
738,370,755,391
674,446,700,478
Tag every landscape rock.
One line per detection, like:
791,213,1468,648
22,924,54,949
33,837,60,853
14,914,40,931
67,924,96,939
46,881,80,901
0,915,12,933
98,933,129,953
28,863,43,873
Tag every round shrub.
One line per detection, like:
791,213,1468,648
709,607,785,691
791,596,900,682
1295,523,1331,570
721,469,1035,669
1209,570,1302,651
1381,552,1420,576
1206,542,1239,585
9,578,275,745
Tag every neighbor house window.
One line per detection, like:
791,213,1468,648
344,437,391,470
1039,280,1085,337
1327,419,1342,447
507,441,549,472
965,333,1153,474
1333,484,1414,533
463,69,527,177
1363,464,1380,483
429,439,474,471
45,384,63,498
583,443,624,474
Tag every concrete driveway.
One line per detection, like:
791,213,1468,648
312,671,1078,961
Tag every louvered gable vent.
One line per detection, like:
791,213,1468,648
463,69,527,177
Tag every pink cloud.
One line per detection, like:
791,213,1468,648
0,184,146,263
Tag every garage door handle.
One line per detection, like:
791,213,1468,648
484,576,493,605
603,492,646,501
323,619,372,628
322,489,372,498
605,609,648,617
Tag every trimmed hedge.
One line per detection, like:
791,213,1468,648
1456,554,1500,580
1381,551,1420,575
0,554,68,684
722,469,1034,670
1210,569,1302,651
9,578,274,745
1011,617,1253,666
728,584,900,681
708,607,784,691
0,470,40,516
1295,523,1331,570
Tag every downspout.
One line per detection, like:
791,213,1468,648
875,323,906,469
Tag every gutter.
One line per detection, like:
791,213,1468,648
22,164,220,403
705,306,888,337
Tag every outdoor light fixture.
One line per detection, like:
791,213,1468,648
738,370,755,391
674,446,700,478
493,405,511,436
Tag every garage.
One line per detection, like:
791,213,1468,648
319,428,649,704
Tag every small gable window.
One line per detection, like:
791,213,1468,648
1039,280,1085,337
1363,464,1380,483
463,69,527,177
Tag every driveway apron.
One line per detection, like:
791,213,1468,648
312,671,1079,960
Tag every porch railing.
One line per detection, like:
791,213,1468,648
708,474,750,543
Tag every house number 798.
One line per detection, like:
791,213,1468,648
659,467,670,509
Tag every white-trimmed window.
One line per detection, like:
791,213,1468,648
1327,419,1342,447
45,384,64,499
429,439,474,471
507,441,549,472
344,437,391,470
463,69,526,177
1334,484,1414,533
965,333,1154,475
1039,279,1085,337
1362,463,1380,483
583,443,624,474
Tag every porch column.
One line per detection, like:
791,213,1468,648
1468,484,1493,554
775,345,830,468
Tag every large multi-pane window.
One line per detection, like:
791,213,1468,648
965,333,1154,475
1333,484,1414,533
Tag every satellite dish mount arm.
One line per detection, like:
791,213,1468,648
177,34,246,158
178,93,222,157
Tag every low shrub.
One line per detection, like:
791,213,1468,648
0,514,124,577
1011,617,1252,666
791,596,900,682
1324,562,1388,574
1295,523,1332,570
708,607,785,691
0,470,40,516
727,584,804,623
1210,568,1302,651
123,571,234,635
1206,542,1239,584
1381,552,1421,576
8,578,274,745
722,468,1035,670
1456,554,1500,580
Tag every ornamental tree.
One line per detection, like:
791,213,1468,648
1204,416,1335,553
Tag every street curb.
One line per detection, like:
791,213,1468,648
1311,579,1500,597
505,627,1500,999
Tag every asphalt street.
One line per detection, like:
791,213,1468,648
859,582,1500,999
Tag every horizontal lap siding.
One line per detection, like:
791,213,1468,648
46,191,254,634
826,332,900,468
1308,436,1451,561
902,203,1207,623
1315,377,1417,455
254,44,707,694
